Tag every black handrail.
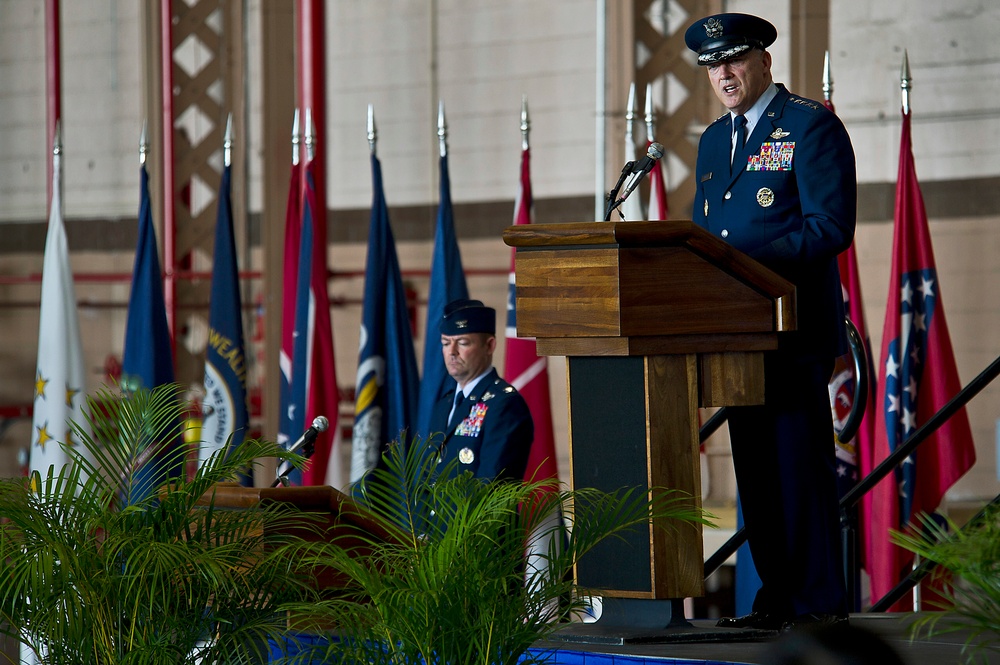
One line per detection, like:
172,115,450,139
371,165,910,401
701,325,1000,613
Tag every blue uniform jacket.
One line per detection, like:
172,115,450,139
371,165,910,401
425,368,533,482
692,83,857,357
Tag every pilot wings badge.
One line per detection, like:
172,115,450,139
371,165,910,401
769,128,791,139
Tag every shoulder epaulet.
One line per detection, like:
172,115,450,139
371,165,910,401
493,377,518,395
710,113,729,126
786,95,824,112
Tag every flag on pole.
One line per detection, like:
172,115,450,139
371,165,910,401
278,151,302,451
505,141,562,591
200,162,249,467
120,163,179,502
351,153,419,483
31,144,91,477
868,106,976,610
293,161,340,486
505,146,559,488
416,153,468,441
646,141,669,221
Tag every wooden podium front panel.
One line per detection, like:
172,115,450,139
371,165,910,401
618,247,779,337
514,245,782,341
568,355,704,600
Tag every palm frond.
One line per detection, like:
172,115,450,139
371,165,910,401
891,507,1000,662
281,440,710,665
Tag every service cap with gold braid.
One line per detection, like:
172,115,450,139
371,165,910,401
440,299,495,336
684,13,777,66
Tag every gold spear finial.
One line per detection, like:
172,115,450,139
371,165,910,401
520,95,530,151
823,50,833,103
304,108,315,162
437,100,448,158
291,108,301,167
367,104,377,155
223,113,233,168
138,120,148,166
900,50,912,115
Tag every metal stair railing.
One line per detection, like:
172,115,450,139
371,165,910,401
701,318,1000,612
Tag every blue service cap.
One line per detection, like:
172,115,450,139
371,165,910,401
684,13,777,66
440,299,496,336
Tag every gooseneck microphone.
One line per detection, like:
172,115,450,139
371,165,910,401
604,142,664,221
618,142,664,204
272,415,329,487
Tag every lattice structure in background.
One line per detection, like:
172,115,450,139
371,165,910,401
632,0,721,218
148,0,247,389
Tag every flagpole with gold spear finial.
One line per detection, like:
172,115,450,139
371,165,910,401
520,95,530,151
900,49,912,115
823,50,834,106
291,108,301,167
367,104,378,156
223,113,233,169
438,100,448,158
305,109,316,163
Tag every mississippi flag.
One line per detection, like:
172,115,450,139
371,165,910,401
31,144,92,477
868,107,976,610
351,153,420,482
200,162,249,467
416,153,468,441
283,161,340,487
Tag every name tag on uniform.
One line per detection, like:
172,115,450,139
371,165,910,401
747,141,795,171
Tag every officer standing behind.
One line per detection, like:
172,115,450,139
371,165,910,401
426,299,533,482
685,14,855,630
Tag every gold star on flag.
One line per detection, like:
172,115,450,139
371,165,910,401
35,422,53,451
34,371,49,401
65,385,79,408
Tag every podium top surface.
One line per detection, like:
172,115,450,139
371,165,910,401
503,220,794,302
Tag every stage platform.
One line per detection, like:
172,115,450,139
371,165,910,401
531,614,999,665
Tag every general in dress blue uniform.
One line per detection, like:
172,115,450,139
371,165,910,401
425,299,533,482
685,13,856,631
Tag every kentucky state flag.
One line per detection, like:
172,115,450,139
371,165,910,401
121,164,180,503
351,153,419,482
31,147,91,476
200,163,249,467
416,153,468,441
868,107,976,610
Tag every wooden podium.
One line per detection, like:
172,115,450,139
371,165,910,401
204,484,403,593
503,221,796,605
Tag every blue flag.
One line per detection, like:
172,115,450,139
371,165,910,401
416,154,467,440
121,164,180,502
351,153,419,482
201,163,249,471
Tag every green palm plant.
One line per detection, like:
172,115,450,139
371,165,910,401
892,505,1000,663
278,442,710,665
0,383,320,665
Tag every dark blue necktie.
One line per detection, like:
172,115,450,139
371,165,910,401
732,114,748,171
448,391,467,430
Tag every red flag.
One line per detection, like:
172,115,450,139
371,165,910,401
868,108,976,610
504,147,558,488
298,160,340,486
824,96,877,568
646,140,669,221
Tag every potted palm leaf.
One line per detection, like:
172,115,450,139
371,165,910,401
276,442,710,665
0,383,320,665
892,506,1000,663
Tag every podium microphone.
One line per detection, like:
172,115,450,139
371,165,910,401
617,142,664,205
273,416,329,487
